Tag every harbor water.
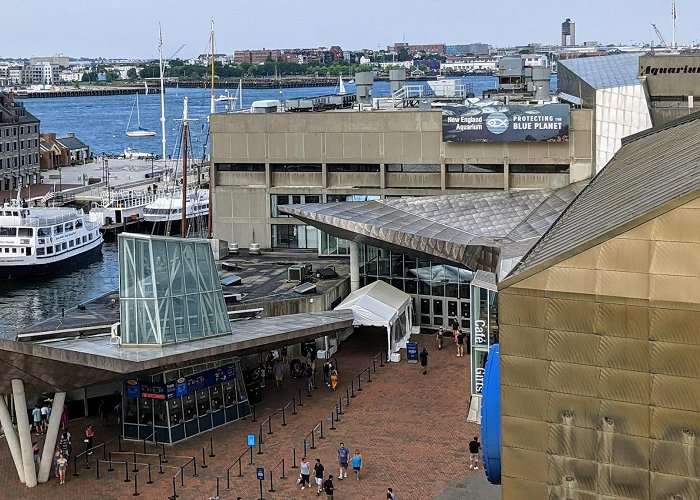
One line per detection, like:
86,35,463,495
0,76,510,337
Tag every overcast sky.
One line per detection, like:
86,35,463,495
3,0,697,59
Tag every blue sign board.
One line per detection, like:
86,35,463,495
247,434,256,447
406,342,419,363
124,363,237,400
256,467,265,481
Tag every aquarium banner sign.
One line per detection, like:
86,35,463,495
125,363,236,400
442,103,570,143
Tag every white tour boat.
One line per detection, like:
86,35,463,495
0,201,103,279
143,189,209,224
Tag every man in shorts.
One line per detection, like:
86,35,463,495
456,330,465,357
337,442,349,479
314,458,325,495
323,475,335,499
352,449,362,481
469,436,481,470
31,405,42,434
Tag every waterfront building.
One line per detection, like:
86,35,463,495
29,62,60,86
442,57,498,74
639,53,700,125
0,92,40,191
29,56,69,69
561,18,576,47
39,132,90,170
445,43,491,57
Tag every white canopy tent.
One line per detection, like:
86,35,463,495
334,280,413,358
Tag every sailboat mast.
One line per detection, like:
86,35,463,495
158,24,167,166
181,97,189,238
135,93,141,128
210,19,216,114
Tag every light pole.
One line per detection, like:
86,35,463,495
151,154,154,181
58,166,62,192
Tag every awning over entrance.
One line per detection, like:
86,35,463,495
334,280,413,354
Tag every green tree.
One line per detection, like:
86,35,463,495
127,68,138,80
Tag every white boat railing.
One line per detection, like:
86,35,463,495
13,210,85,227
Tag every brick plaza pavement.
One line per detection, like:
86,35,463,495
0,329,480,499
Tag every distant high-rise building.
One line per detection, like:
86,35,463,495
561,18,576,46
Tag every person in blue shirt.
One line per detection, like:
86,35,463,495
337,442,349,479
352,449,362,481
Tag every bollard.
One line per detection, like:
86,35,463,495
107,451,114,472
147,463,153,484
132,471,140,497
193,457,199,477
292,396,297,415
96,457,100,479
73,455,79,477
251,404,257,422
358,373,363,392
169,476,178,500
124,462,131,483
367,366,372,382
268,416,273,435
158,454,164,475
319,419,325,440
298,387,304,406
202,447,208,469
292,448,298,469
209,437,215,458
282,406,287,426
132,452,138,472
330,411,337,431
269,471,275,492
351,380,356,398
162,443,168,463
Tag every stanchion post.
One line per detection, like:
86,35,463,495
96,457,100,479
193,457,198,477
102,442,107,461
269,471,274,493
259,424,264,445
132,471,140,497
169,476,178,500
250,445,254,465
367,366,372,382
132,452,138,473
73,455,79,477
281,458,286,479
142,437,146,456
202,447,208,468
310,430,316,450
258,430,263,455
358,373,363,392
158,454,164,474
292,448,298,469
319,419,325,439
292,396,297,415
372,357,376,373
346,387,351,406
338,397,343,415
351,380,356,398
147,463,153,484
251,404,257,422
162,443,168,463
209,437,215,457
227,468,231,489
282,406,287,426
238,458,243,478
304,438,308,457
124,461,131,483
268,416,273,435
216,477,220,498
298,387,304,406
180,466,184,487
330,411,337,430
107,451,114,472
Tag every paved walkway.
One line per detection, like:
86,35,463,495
0,329,485,499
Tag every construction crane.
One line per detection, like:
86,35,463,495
168,43,186,61
652,23,668,48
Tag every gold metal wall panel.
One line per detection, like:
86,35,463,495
500,324,549,359
547,393,602,430
500,355,551,390
547,329,600,366
502,415,550,452
597,368,651,405
546,454,599,494
598,400,650,438
547,361,600,397
546,267,598,296
650,207,700,243
650,406,700,442
596,463,650,499
650,440,700,477
502,445,550,482
510,268,550,291
547,424,599,461
607,433,651,470
650,471,700,500
650,274,700,305
595,270,650,301
597,336,650,372
651,374,700,413
620,219,655,240
650,307,700,345
595,302,651,340
555,245,600,270
650,240,700,277
546,298,598,334
501,477,549,500
501,385,551,421
598,238,653,273
500,292,549,328
651,342,700,379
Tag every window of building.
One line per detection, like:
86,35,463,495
327,194,380,203
271,194,321,217
215,163,265,172
447,164,504,174
386,164,441,173
509,164,570,174
327,164,380,173
271,224,319,249
270,164,321,173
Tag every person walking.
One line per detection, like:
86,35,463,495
456,329,465,357
419,347,429,375
54,448,61,478
299,457,311,490
322,360,332,387
352,450,362,481
32,404,42,434
40,402,50,433
59,430,71,459
306,363,315,393
330,369,339,391
314,458,325,495
387,487,397,500
60,404,68,430
323,475,335,499
451,317,460,337
57,452,68,484
436,326,444,350
32,441,40,470
337,442,349,479
469,436,482,470
273,359,284,388
85,424,95,455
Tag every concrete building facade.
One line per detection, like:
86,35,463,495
639,53,700,125
210,107,593,251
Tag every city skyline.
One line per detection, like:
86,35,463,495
2,0,698,59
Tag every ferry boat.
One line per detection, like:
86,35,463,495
0,201,103,279
89,188,159,229
143,189,209,224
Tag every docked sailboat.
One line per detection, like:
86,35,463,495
0,199,103,279
126,84,156,137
